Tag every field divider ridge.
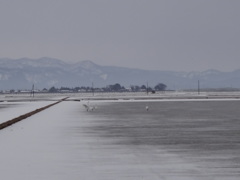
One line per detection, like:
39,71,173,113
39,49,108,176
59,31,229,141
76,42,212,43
0,97,69,130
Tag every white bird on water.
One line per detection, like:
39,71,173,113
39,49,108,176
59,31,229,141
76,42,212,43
83,101,96,111
145,105,149,111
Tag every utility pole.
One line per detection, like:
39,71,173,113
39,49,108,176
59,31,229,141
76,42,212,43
198,80,200,95
31,84,34,98
92,82,94,96
146,81,149,95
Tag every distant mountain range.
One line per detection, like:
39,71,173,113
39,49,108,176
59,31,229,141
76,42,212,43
0,57,240,90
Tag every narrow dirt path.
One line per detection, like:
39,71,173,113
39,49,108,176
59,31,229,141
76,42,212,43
0,97,68,130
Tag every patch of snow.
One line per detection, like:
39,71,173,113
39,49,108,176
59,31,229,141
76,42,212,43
100,74,108,80
0,101,53,123
0,74,9,80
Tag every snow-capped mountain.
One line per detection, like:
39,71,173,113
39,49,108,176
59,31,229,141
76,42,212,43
0,57,240,90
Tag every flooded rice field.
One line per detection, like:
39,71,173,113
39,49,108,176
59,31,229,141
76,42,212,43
77,100,240,179
0,97,240,179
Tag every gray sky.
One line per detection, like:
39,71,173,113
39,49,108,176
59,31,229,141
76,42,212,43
0,0,240,71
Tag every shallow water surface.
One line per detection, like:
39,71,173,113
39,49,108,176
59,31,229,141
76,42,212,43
81,100,240,179
1,100,239,180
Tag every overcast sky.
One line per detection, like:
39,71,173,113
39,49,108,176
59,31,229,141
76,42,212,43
0,0,239,71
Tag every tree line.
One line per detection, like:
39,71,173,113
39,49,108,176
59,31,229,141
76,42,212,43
48,83,167,93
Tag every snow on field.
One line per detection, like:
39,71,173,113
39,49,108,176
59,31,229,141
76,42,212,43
0,93,66,102
0,101,55,123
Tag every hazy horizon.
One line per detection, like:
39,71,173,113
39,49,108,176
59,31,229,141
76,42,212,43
0,0,240,72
